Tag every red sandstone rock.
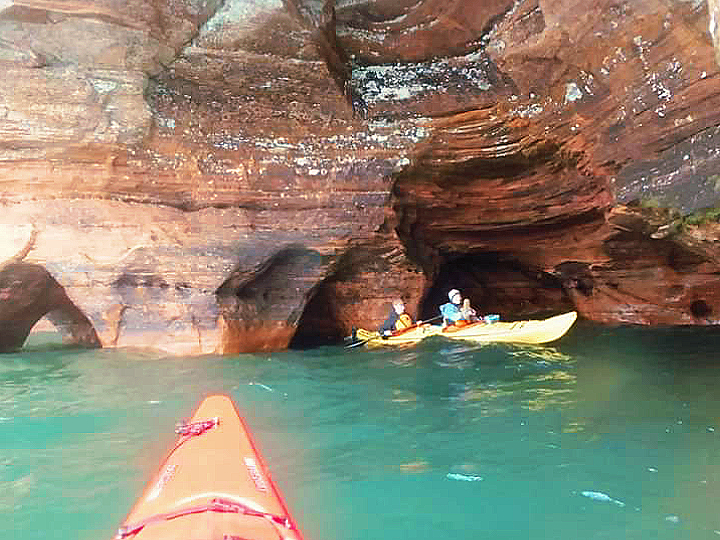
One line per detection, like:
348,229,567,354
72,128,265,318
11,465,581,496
0,0,719,353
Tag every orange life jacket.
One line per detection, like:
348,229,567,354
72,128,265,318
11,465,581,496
395,313,413,330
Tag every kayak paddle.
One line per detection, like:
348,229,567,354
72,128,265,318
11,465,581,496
345,315,442,348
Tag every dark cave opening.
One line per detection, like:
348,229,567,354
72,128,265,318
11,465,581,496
0,262,101,352
289,279,346,349
290,251,575,349
418,252,573,322
690,299,712,319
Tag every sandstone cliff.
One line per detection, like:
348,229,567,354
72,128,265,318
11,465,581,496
1,0,720,353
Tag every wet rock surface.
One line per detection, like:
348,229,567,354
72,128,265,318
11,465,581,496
1,0,720,353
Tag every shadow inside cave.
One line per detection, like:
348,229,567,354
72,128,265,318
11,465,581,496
289,251,575,349
0,262,101,353
419,252,573,322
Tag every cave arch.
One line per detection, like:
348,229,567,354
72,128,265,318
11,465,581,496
418,252,573,321
289,240,430,349
0,263,101,352
289,278,345,349
216,245,336,353
290,250,576,349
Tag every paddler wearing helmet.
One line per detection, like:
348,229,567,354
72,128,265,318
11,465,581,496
440,288,467,327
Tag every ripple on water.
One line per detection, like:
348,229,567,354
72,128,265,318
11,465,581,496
3,325,720,540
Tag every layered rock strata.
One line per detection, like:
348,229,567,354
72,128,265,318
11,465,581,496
0,0,719,353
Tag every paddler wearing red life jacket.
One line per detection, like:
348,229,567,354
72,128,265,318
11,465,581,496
379,298,413,336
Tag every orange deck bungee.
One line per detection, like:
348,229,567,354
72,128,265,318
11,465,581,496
115,394,303,540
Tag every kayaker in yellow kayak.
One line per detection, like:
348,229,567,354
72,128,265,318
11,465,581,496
440,289,468,327
379,298,413,336
441,291,498,328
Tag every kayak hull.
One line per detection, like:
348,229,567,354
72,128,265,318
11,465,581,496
354,311,577,347
355,324,441,347
440,311,578,344
115,394,303,540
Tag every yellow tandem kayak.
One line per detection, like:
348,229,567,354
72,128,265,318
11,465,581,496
440,311,578,345
353,311,577,347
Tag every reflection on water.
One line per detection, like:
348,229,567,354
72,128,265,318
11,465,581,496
2,324,720,539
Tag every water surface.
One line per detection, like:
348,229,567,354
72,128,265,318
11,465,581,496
2,322,720,539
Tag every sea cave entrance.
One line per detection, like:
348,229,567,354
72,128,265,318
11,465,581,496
289,251,575,350
418,252,573,322
0,262,101,352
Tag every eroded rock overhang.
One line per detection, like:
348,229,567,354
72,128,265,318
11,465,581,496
0,0,720,353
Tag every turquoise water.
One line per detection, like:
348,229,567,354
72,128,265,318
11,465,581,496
2,322,720,540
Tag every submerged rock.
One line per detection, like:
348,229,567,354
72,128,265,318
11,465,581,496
581,490,626,507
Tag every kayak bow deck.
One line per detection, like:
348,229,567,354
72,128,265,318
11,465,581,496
115,395,303,540
353,311,577,347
